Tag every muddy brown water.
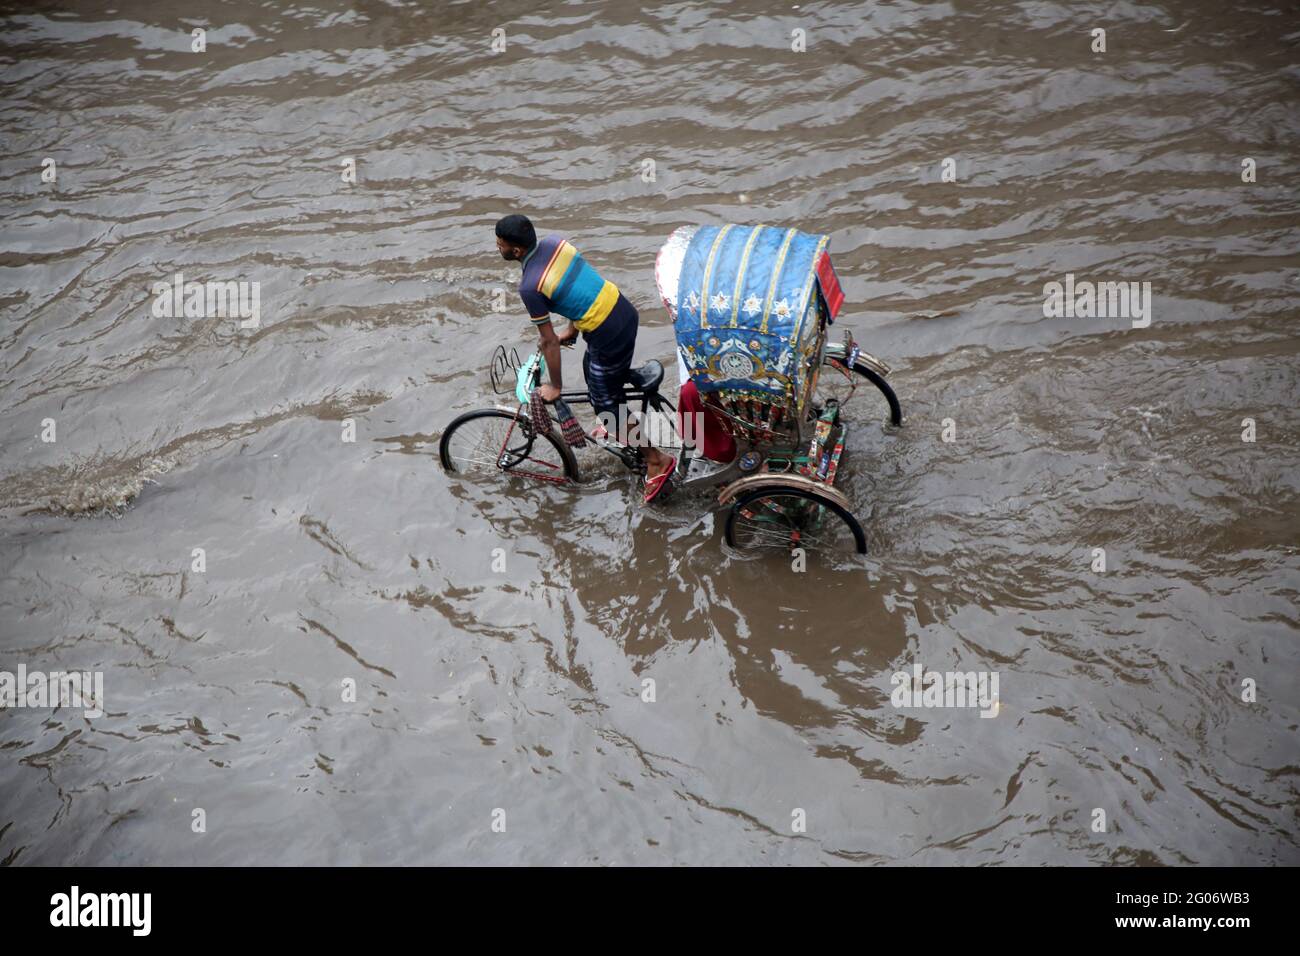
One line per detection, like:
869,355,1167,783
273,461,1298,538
1,1,1297,865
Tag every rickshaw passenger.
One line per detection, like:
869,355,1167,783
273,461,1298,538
675,352,737,464
494,214,677,503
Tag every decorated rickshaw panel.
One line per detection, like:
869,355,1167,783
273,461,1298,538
673,224,829,414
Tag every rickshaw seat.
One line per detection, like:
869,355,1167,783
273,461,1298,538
627,360,665,392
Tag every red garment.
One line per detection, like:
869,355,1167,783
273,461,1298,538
678,380,737,463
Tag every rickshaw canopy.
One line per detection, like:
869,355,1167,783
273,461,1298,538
657,224,844,412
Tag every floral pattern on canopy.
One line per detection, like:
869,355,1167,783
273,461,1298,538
656,224,843,421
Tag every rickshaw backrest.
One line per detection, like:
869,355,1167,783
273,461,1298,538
657,224,844,440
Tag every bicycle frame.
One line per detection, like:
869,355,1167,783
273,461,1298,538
491,344,741,488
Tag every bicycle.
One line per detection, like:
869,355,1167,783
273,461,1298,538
437,330,902,555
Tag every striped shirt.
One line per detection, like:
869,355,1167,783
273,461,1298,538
518,235,621,333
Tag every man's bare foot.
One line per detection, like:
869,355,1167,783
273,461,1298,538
644,448,673,481
642,449,678,504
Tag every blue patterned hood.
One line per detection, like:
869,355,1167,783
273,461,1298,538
657,224,840,409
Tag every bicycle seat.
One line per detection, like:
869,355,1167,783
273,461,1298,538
627,360,664,392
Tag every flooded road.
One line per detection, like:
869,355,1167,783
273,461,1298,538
1,0,1297,865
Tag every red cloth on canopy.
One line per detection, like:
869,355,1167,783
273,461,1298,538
815,251,844,319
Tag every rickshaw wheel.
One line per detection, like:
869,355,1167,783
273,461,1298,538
818,354,903,426
725,485,867,555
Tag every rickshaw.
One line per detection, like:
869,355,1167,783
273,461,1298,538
439,223,903,555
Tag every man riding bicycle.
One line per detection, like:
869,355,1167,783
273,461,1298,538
494,214,677,503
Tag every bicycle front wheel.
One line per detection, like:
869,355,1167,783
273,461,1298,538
439,408,579,484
